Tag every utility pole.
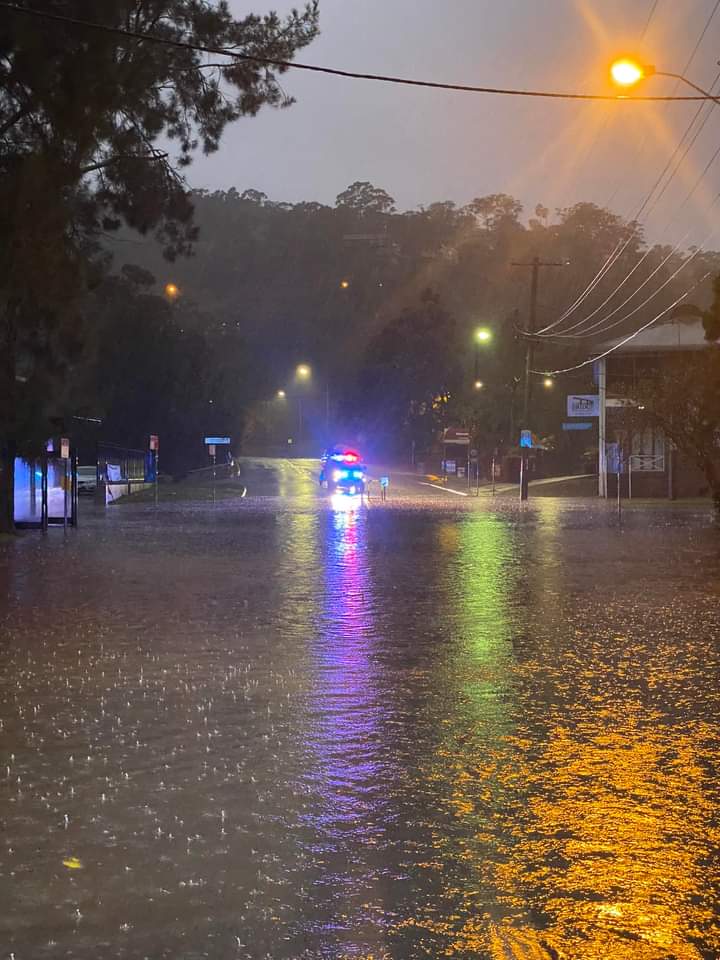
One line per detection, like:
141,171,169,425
512,256,565,500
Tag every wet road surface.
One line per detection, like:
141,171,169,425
1,458,719,959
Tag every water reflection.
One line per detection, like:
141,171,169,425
2,491,720,959
302,499,391,954
500,715,720,959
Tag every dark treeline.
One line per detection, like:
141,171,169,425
104,181,718,463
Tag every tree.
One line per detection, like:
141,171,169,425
335,181,396,215
630,349,720,510
0,0,319,530
357,290,461,458
671,271,720,340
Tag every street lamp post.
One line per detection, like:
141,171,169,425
610,58,720,104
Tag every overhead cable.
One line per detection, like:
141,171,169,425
0,3,717,103
533,271,711,375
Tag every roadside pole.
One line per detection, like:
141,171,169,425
61,436,70,533
598,357,607,498
512,256,565,501
150,435,159,507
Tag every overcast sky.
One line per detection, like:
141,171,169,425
188,0,720,245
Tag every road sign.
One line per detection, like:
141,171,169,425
380,476,389,488
567,395,600,417
204,436,231,445
470,448,478,459
442,427,470,445
444,459,457,474
562,421,593,431
149,434,159,451
520,429,533,448
605,397,639,408
60,437,70,459
208,444,216,457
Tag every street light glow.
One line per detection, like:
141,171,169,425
340,279,350,289
164,282,180,299
296,364,311,380
610,58,647,88
474,380,484,390
277,389,286,399
475,327,492,344
543,377,554,389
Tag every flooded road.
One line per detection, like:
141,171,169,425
1,460,719,959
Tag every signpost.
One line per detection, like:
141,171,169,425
60,437,70,532
204,436,230,504
149,435,159,505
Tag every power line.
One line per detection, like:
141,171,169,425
533,271,711,375
0,2,716,103
536,68,720,338
536,0,720,334
549,220,716,341
544,92,720,342
640,0,662,40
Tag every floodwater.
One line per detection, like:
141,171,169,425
1,460,719,959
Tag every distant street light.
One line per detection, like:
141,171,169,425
474,380,484,391
340,279,350,289
164,282,180,300
473,327,492,383
609,57,720,104
296,363,311,380
543,377,554,389
276,389,286,399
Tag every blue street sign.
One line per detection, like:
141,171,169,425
520,429,533,448
562,422,593,431
204,436,231,445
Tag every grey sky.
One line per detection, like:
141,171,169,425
189,1,720,245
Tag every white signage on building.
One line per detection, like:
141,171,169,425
567,394,600,417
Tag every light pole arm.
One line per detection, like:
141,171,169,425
654,70,720,106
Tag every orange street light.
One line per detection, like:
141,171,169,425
609,57,720,104
164,282,180,300
610,58,648,88
340,279,350,289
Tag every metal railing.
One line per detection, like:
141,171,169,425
628,453,665,499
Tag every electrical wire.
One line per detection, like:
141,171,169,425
0,2,717,103
550,217,717,341
535,73,720,338
533,270,711,375
535,0,720,335
541,97,720,342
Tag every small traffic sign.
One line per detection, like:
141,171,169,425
60,437,70,459
208,444,216,457
149,434,159,451
520,429,533,448
204,436,231,445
